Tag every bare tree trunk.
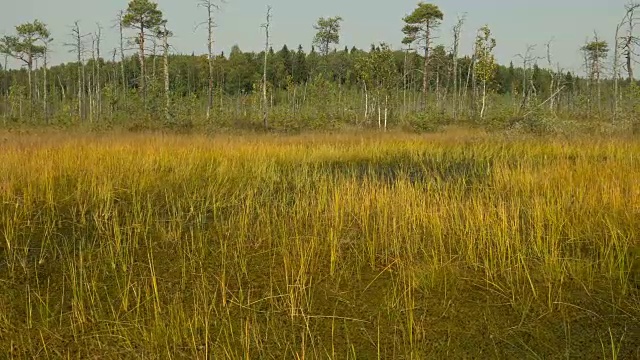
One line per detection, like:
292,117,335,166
262,6,272,130
463,55,474,117
43,46,49,124
377,96,381,129
90,35,96,123
583,44,592,117
139,24,147,109
452,16,464,120
422,24,431,106
3,54,8,123
152,38,157,83
111,48,118,117
614,24,622,121
34,59,40,103
435,71,440,110
58,77,66,101
403,47,408,117
471,52,478,117
384,95,388,131
27,53,33,121
95,24,102,121
69,21,86,121
163,26,171,121
593,33,602,116
624,5,638,82
480,78,487,119
626,49,634,82
199,0,218,121
364,82,369,122
615,5,639,120
117,11,126,93
546,41,556,115
516,45,537,114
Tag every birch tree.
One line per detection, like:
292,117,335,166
474,25,496,120
157,25,172,121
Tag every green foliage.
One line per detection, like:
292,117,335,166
581,40,609,61
313,16,343,56
0,20,51,66
474,25,497,87
402,2,443,46
292,45,309,83
122,0,165,31
355,43,397,92
7,84,26,120
404,110,451,133
581,38,609,81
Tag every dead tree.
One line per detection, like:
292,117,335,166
116,11,127,93
151,37,158,82
66,21,89,121
545,40,561,114
42,37,54,124
95,24,102,120
158,26,172,121
451,15,465,120
2,53,8,122
614,3,639,120
89,34,96,123
198,0,221,120
621,3,640,82
261,6,272,130
515,44,541,114
402,45,412,116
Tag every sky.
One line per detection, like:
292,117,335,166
0,0,630,75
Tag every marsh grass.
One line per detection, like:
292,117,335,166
0,130,639,359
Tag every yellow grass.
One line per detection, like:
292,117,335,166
0,130,639,358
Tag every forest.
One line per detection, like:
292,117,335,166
0,0,639,133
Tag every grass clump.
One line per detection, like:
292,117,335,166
0,130,639,358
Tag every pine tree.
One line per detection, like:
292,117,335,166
122,0,166,109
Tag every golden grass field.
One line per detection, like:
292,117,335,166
0,129,639,359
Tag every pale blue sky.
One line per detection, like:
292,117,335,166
0,0,628,74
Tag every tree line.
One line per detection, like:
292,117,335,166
1,0,639,132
